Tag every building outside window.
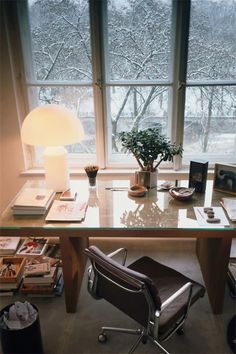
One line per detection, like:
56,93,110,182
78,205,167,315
18,0,236,170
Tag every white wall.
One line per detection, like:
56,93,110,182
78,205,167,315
0,2,27,213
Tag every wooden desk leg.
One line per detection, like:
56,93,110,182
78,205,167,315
196,237,232,314
60,236,89,313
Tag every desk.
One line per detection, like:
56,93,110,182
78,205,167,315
0,179,235,314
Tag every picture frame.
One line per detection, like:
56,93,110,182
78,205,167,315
213,163,236,195
188,160,208,193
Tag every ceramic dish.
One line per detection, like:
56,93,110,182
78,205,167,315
169,187,195,201
128,184,147,197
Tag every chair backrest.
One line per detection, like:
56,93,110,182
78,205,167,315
85,246,161,327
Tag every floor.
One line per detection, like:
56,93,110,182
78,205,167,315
0,238,235,354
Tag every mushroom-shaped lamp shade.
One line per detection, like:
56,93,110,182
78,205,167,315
21,105,84,192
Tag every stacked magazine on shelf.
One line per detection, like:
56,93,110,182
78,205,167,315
0,237,21,255
16,237,49,257
12,187,55,215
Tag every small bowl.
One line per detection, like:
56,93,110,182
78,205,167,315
169,187,195,201
128,184,147,197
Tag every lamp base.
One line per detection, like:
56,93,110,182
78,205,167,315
43,146,69,192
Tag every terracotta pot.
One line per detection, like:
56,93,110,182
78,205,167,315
134,170,158,189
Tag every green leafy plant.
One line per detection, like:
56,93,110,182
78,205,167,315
119,128,183,172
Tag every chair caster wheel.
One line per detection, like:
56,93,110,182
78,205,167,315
176,328,184,335
141,335,148,344
98,332,107,343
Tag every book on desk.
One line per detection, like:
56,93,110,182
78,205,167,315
12,187,55,215
45,200,87,222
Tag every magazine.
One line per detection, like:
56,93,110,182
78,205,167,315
194,207,230,227
24,262,51,277
16,237,48,256
45,200,87,222
23,266,58,285
221,198,236,221
0,237,20,255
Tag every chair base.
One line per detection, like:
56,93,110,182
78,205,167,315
98,326,171,354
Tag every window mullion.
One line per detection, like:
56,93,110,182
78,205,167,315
170,0,190,170
89,0,106,168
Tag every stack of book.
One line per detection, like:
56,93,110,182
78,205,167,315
21,261,63,297
12,187,55,215
0,257,26,296
0,237,21,255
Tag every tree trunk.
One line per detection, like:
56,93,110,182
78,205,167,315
203,87,215,152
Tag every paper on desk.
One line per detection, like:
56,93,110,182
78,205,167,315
194,207,230,227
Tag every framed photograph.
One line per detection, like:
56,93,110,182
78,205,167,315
213,163,236,195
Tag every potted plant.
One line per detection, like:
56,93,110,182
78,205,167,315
119,128,183,188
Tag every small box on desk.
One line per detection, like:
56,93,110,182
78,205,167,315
188,160,208,193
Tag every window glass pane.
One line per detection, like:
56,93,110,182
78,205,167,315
183,86,236,158
106,86,169,156
107,0,172,81
187,0,236,81
29,86,96,154
28,0,92,81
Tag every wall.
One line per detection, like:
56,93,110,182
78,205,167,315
0,2,27,213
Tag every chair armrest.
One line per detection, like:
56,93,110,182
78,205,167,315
107,248,127,266
160,282,192,312
152,282,193,341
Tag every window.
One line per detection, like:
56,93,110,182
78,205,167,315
183,0,236,164
18,0,236,169
19,0,96,166
106,0,172,166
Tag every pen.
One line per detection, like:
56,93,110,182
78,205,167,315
105,187,128,191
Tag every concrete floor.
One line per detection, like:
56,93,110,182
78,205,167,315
0,238,235,354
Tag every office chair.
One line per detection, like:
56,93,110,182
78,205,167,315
84,245,205,354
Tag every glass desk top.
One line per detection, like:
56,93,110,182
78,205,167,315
0,179,235,232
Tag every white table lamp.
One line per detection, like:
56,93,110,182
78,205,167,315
21,104,84,192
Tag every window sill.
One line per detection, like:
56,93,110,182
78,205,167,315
20,168,215,180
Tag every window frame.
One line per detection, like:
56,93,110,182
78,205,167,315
17,0,236,172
